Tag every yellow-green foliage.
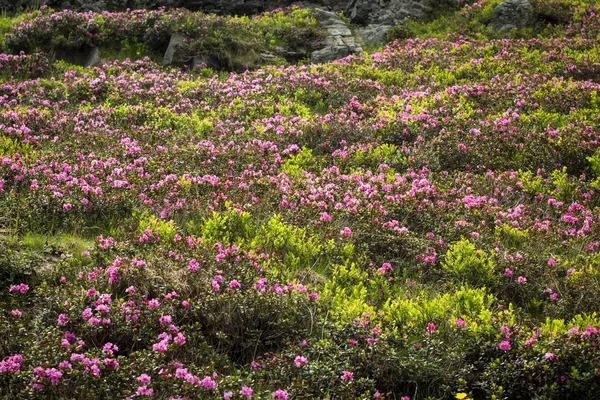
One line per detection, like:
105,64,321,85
0,137,33,158
196,208,255,244
0,12,21,50
137,210,177,243
282,147,319,177
443,239,495,287
256,214,335,275
322,263,376,322
383,287,496,333
191,209,339,276
551,167,577,200
588,148,600,189
495,224,529,251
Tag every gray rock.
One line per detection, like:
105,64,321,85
342,36,360,50
490,0,535,31
260,53,276,61
311,7,362,63
327,26,352,36
163,32,191,67
326,35,345,46
311,45,349,63
357,24,390,47
344,0,431,25
85,47,101,68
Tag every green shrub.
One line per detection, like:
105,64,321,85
443,239,495,287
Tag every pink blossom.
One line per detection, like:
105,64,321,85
498,341,511,351
148,299,160,309
0,354,24,373
340,227,352,238
271,390,288,400
82,308,92,320
340,370,354,381
8,283,29,294
294,356,308,367
200,376,217,390
174,332,186,345
240,386,253,398
137,386,153,396
57,314,69,326
378,263,392,274
152,339,169,353
188,259,199,271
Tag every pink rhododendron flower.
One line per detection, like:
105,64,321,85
294,356,308,367
271,390,288,400
498,341,511,351
8,284,29,294
455,318,467,328
137,386,153,396
340,370,354,381
240,386,253,398
340,227,352,238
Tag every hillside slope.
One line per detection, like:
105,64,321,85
1,1,600,399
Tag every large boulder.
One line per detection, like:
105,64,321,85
344,0,432,26
85,47,102,68
490,0,535,31
311,46,350,63
357,25,391,47
162,32,192,67
311,9,362,63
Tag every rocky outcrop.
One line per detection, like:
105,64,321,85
85,47,102,68
311,9,362,64
162,32,191,67
2,0,438,67
345,0,431,26
357,25,391,47
490,0,535,31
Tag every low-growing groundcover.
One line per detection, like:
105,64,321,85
2,1,600,399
